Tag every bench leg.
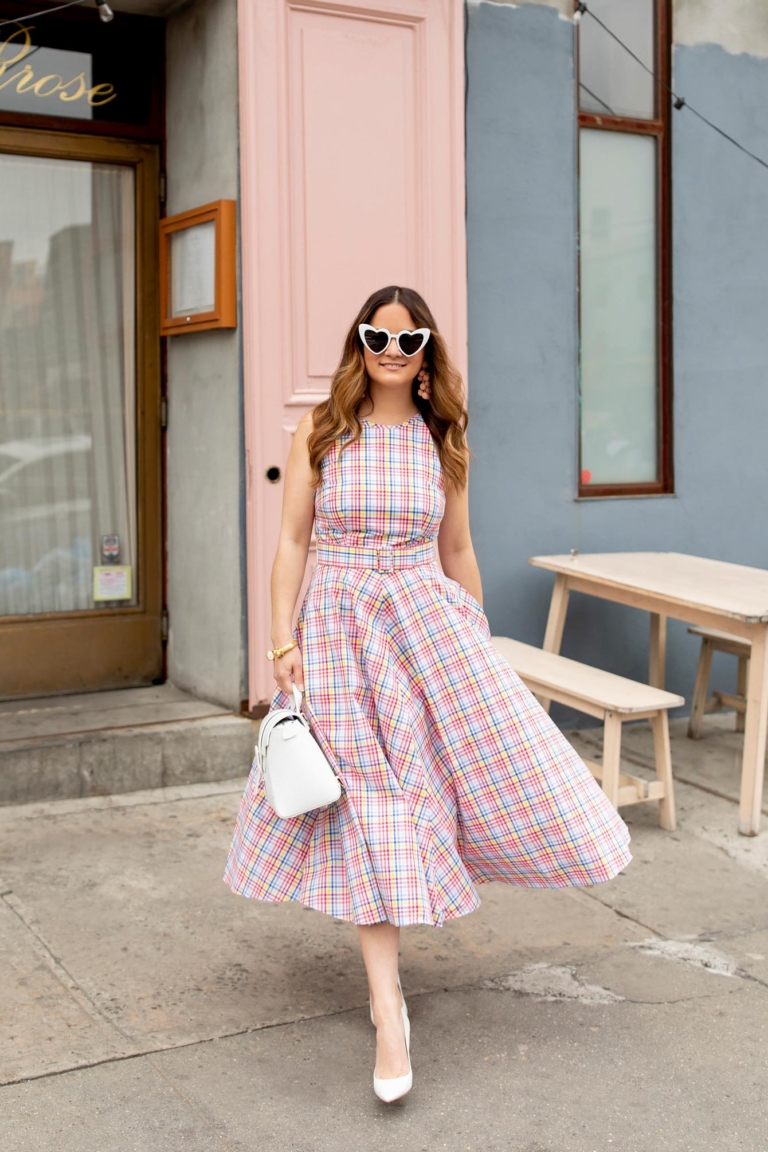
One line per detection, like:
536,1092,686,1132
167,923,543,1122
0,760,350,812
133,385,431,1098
736,654,749,734
650,711,677,831
687,638,713,740
601,711,622,812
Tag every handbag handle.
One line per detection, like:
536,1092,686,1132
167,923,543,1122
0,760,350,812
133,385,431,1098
253,681,303,780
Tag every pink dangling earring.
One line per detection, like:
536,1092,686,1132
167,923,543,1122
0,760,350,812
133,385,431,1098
417,366,431,402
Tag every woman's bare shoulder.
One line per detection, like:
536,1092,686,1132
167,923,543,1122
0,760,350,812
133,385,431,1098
293,409,316,445
298,408,321,435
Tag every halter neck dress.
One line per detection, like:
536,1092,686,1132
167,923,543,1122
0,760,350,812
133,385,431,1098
224,413,632,927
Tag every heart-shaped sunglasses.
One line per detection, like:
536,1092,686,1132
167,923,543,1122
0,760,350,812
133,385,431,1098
358,323,431,358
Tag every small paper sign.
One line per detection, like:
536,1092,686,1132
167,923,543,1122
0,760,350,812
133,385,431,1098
93,565,133,602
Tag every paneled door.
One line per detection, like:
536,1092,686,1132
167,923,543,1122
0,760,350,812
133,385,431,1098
238,0,467,706
0,128,162,697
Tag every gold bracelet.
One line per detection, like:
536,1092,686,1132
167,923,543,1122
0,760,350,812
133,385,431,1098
266,639,298,661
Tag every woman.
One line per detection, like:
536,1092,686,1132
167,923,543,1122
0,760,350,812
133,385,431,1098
224,285,632,1103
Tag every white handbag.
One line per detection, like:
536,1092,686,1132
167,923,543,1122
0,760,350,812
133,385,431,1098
254,683,342,819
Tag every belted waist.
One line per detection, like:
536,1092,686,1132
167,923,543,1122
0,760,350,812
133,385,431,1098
316,538,436,571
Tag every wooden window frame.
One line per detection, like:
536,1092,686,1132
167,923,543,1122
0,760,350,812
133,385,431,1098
576,0,673,498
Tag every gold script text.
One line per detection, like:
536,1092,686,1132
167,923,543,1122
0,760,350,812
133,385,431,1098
0,25,117,108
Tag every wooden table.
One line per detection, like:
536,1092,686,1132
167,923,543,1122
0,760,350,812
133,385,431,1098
529,552,768,836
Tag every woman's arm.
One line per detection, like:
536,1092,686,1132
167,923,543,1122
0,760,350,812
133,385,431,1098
269,410,317,693
437,456,484,608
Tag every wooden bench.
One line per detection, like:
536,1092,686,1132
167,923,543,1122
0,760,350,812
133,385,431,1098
687,625,751,739
491,637,683,831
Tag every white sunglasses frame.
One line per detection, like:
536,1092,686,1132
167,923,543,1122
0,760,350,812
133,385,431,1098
358,323,431,359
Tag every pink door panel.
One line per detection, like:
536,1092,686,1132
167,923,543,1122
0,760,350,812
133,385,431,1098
239,0,467,706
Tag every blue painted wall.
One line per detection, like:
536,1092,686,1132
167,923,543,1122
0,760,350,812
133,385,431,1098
465,1,768,723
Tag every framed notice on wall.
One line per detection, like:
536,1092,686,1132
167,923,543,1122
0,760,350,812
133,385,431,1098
159,200,237,335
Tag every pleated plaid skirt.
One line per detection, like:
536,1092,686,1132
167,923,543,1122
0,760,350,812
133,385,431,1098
223,412,632,926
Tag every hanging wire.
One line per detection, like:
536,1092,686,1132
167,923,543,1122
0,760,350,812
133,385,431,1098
578,82,616,116
575,1,768,173
0,1,89,32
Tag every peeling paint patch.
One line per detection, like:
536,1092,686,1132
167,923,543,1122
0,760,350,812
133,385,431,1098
477,0,573,17
483,963,624,1003
627,938,740,977
675,0,768,59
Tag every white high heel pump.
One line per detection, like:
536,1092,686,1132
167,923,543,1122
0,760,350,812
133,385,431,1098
369,977,412,1103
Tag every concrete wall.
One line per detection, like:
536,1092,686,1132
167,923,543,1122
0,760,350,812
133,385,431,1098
465,0,768,723
165,0,245,708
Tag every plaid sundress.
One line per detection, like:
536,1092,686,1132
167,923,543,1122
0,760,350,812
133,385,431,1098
223,413,632,927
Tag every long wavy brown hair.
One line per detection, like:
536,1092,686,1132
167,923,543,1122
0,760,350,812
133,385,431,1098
307,286,470,492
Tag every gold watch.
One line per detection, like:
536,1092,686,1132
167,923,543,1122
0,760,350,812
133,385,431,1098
266,639,298,661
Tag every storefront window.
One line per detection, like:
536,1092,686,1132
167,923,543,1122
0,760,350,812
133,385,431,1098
0,154,137,615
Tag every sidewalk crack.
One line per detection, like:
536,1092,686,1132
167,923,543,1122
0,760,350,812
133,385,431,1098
0,888,138,1049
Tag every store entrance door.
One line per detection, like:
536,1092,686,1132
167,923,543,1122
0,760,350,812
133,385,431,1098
0,129,162,698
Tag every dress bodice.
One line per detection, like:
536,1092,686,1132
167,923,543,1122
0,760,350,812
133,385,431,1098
314,414,445,549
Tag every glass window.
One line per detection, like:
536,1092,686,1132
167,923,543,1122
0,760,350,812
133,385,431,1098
578,0,655,120
0,154,137,616
579,130,657,486
577,0,670,496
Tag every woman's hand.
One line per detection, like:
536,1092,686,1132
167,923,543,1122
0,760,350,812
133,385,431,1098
273,644,304,695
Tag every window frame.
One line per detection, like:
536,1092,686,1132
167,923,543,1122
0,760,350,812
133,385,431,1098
575,0,673,498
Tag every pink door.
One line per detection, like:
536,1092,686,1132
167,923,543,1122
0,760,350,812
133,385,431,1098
238,0,467,707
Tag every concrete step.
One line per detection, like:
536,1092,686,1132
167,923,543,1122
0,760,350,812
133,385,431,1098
0,685,259,806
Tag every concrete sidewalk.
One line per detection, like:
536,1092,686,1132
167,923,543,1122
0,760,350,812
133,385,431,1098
1,715,767,1151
